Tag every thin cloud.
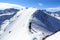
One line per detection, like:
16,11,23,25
46,7,60,12
38,3,43,6
0,2,25,10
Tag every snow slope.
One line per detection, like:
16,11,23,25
30,10,60,40
0,3,60,40
1,7,37,40
0,8,19,34
45,31,60,40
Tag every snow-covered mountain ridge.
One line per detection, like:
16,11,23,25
0,3,60,40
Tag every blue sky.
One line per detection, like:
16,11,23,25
0,0,60,12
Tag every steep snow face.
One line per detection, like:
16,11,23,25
30,10,60,40
1,8,37,40
32,10,60,33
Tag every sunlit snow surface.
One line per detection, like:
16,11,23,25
45,31,60,40
0,3,60,40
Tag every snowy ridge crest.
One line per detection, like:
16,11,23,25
0,2,60,40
